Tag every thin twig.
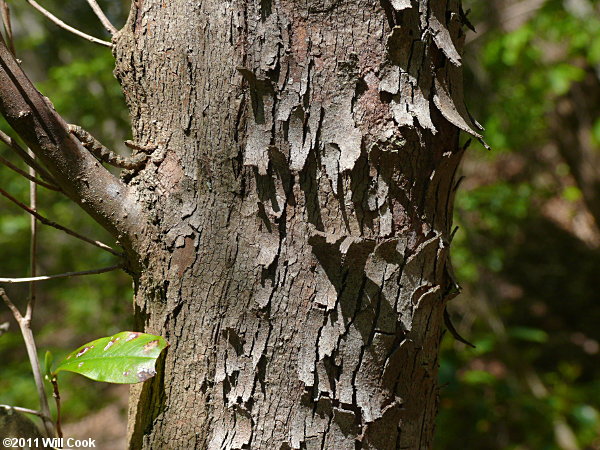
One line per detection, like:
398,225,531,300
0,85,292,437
0,155,62,192
0,264,122,283
0,130,58,185
24,0,112,48
0,287,22,319
25,149,38,318
0,404,52,422
50,377,62,438
85,0,117,35
0,186,121,256
0,289,55,437
0,1,15,55
17,327,56,436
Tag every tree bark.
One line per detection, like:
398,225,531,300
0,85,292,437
1,0,480,448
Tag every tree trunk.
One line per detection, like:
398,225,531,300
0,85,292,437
1,0,480,448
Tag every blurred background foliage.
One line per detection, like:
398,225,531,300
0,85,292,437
0,0,132,442
439,0,600,448
0,0,598,448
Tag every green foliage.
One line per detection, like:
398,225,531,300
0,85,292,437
41,51,130,132
468,0,600,153
0,0,133,423
438,1,600,448
452,181,532,281
54,332,168,384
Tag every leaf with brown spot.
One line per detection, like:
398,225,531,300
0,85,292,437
54,332,168,384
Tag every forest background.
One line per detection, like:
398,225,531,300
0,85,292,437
0,0,598,448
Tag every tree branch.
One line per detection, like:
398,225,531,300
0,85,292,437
24,0,112,47
0,186,121,256
0,264,121,283
0,39,145,253
85,0,118,35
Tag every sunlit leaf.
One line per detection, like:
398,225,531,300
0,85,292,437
54,332,168,384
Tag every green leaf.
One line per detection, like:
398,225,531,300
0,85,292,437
54,332,168,384
44,351,54,380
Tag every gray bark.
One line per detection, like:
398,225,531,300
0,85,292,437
115,1,477,448
1,0,478,448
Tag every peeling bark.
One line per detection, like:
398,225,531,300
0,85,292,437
0,0,473,448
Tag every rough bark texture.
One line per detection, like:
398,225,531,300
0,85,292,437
42,0,472,448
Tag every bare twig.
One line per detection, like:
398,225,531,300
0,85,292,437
0,287,21,319
0,289,55,437
50,377,62,438
0,186,121,256
0,1,15,55
0,155,62,192
0,264,122,283
0,130,58,186
25,149,38,318
85,0,117,35
0,404,52,422
24,0,112,47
